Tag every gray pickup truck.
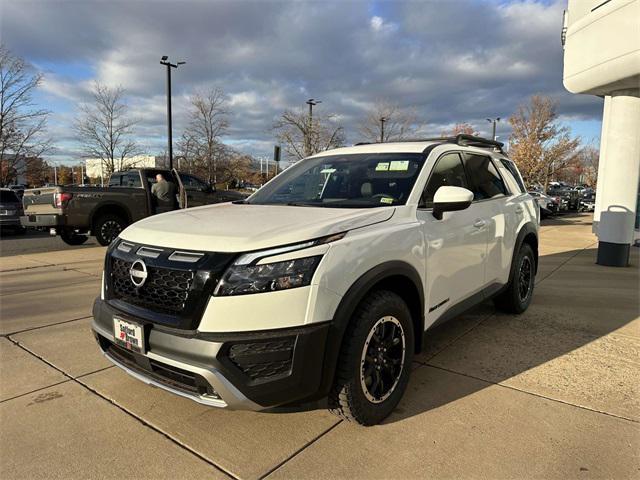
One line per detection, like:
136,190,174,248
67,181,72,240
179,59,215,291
21,168,245,246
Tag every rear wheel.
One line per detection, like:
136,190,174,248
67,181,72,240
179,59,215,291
94,214,126,246
60,228,88,246
329,290,414,426
494,243,535,314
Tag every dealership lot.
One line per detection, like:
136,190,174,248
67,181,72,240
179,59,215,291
1,214,638,479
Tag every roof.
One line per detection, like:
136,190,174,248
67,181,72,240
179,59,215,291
311,141,441,157
311,134,506,158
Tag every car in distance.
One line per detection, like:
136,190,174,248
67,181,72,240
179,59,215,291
21,168,246,246
547,184,581,211
92,135,539,426
0,188,25,234
529,191,558,218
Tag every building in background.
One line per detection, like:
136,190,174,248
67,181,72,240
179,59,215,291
562,0,640,266
85,155,168,184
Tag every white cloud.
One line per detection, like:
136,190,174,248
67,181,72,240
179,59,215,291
1,0,601,162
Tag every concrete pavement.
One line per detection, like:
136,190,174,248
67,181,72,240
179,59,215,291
0,213,638,479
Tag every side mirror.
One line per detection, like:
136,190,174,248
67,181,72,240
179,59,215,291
432,186,474,220
201,184,214,193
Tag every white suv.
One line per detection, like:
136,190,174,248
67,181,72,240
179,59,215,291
92,135,538,426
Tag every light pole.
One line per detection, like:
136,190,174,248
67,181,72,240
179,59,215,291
379,116,388,143
305,98,321,156
486,117,500,140
160,56,185,171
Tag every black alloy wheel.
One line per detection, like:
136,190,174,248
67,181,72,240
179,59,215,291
360,316,406,404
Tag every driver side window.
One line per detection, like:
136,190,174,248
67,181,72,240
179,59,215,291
420,153,468,208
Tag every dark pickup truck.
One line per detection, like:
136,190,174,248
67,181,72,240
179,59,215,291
21,168,246,246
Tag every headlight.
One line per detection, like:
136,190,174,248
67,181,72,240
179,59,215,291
214,256,322,296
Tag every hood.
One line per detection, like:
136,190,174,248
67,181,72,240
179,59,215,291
120,203,395,252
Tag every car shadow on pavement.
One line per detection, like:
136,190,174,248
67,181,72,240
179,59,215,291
382,246,639,424
273,246,639,424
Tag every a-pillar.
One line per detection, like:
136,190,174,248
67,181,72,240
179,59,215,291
593,91,640,267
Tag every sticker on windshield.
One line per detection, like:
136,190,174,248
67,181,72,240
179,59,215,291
380,197,393,204
375,162,390,171
389,160,410,171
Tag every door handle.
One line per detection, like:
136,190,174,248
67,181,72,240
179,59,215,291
515,206,524,214
473,219,486,228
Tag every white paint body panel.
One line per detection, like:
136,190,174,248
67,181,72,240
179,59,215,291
119,142,538,334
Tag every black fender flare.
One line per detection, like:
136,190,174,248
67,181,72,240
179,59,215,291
316,261,425,399
89,201,133,229
510,222,539,279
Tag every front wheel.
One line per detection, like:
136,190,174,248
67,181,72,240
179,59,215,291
494,243,536,314
329,290,414,426
94,214,126,246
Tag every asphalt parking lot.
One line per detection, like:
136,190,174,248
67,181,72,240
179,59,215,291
1,213,638,479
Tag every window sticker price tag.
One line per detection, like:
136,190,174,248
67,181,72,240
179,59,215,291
389,161,410,171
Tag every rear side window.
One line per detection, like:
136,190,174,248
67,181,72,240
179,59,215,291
463,153,507,200
500,159,526,193
421,152,468,208
109,172,141,188
108,173,122,187
0,190,19,202
122,172,142,188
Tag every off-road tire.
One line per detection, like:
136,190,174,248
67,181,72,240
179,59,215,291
60,228,89,246
494,243,535,314
94,214,126,246
328,290,414,426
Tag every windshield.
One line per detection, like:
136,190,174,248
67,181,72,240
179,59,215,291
247,153,426,208
0,190,19,203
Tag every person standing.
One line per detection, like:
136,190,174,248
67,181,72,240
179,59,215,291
151,173,177,213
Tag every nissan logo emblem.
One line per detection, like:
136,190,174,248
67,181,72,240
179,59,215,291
129,259,148,288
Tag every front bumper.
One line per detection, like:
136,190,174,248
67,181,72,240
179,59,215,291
0,216,22,227
92,298,331,410
20,214,64,228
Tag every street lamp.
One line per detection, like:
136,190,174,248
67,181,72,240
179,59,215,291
160,56,186,170
305,98,321,156
379,116,388,143
486,117,500,141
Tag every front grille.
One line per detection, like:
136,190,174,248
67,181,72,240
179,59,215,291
228,338,295,381
105,340,219,398
111,258,195,314
105,241,235,330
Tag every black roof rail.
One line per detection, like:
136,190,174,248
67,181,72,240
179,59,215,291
353,134,506,154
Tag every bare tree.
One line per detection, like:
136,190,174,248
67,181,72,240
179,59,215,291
74,82,140,176
358,101,422,143
180,88,229,184
0,44,52,186
442,122,478,137
508,95,580,190
273,107,345,162
577,145,599,187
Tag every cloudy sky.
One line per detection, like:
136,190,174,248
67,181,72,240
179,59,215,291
2,0,602,164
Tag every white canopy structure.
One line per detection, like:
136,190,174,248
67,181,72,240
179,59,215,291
563,0,640,266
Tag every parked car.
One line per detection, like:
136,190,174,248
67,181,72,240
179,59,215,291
0,188,25,234
21,168,247,246
92,134,539,426
547,185,581,211
529,191,558,218
581,195,596,212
